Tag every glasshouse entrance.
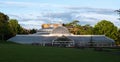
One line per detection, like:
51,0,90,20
52,36,74,47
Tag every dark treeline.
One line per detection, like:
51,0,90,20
0,12,36,41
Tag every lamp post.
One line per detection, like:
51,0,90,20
89,28,94,47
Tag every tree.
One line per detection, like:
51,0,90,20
116,29,120,45
64,20,93,35
69,20,79,27
9,19,19,35
94,20,118,41
0,12,9,23
0,12,18,40
80,24,93,35
30,29,37,34
0,12,36,41
64,20,81,35
0,12,10,40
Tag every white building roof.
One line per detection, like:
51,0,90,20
8,35,114,44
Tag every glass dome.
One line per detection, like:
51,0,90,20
51,26,70,35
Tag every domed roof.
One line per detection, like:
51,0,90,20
51,26,70,35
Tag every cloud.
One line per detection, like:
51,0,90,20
8,14,22,19
66,7,116,15
41,8,119,26
19,20,46,29
43,12,73,22
5,5,119,29
0,1,68,9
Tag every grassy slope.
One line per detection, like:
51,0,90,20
0,41,120,62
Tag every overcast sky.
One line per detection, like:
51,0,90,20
0,0,120,29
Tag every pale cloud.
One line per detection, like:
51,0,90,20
19,21,45,29
3,2,119,29
0,1,68,9
9,10,119,29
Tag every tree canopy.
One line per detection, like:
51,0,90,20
94,20,118,41
0,12,12,40
64,20,93,35
64,20,120,45
0,12,36,41
0,12,9,23
9,19,19,34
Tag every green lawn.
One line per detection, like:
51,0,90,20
0,41,120,62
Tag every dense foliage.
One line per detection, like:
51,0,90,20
116,29,120,45
64,20,120,45
94,20,118,40
0,12,36,41
0,12,14,40
64,20,93,35
94,20,120,45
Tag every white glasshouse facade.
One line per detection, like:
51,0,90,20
8,26,115,47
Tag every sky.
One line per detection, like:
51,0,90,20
0,0,120,29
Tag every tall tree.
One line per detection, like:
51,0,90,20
0,12,18,40
0,12,17,40
0,12,9,40
9,19,19,35
94,20,118,41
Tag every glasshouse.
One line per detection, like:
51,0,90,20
8,24,115,47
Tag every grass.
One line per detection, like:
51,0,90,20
0,41,120,62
